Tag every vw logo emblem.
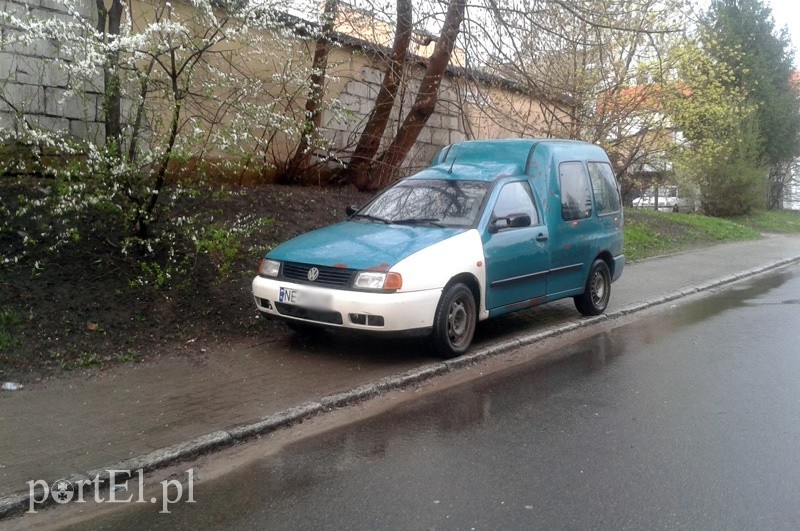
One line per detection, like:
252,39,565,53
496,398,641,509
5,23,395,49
307,267,320,282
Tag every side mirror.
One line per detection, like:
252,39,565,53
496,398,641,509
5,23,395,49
346,205,359,217
508,214,531,228
489,213,531,233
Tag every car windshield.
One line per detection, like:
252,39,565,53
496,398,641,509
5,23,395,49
355,179,491,228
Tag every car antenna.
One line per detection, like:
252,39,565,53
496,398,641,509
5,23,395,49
447,140,465,175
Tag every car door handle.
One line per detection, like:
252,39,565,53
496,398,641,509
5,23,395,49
536,233,548,242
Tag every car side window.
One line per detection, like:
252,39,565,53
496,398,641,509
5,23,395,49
491,181,539,230
559,162,593,221
587,162,621,215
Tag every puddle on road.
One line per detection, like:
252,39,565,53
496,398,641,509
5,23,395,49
647,265,797,327
249,264,800,494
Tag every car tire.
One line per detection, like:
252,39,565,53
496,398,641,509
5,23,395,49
574,259,611,316
433,283,477,359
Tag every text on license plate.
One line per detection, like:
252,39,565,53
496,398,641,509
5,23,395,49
279,287,332,309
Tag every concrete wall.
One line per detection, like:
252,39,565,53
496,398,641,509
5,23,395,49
0,0,105,143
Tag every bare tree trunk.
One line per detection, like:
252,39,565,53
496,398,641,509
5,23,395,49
286,0,338,181
96,0,124,146
347,0,413,191
370,0,466,189
653,186,660,211
134,50,183,240
767,164,787,210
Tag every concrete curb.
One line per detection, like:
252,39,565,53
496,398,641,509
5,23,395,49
3,255,800,519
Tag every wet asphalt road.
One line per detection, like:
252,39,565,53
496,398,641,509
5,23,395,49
58,264,800,529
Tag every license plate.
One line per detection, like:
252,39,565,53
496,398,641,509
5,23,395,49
278,287,332,310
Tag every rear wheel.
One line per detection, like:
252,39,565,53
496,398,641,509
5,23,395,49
433,283,477,359
574,259,611,316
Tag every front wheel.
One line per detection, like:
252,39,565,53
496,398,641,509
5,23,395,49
433,283,477,359
574,259,611,316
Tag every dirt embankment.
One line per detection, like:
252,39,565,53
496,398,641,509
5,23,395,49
0,183,373,381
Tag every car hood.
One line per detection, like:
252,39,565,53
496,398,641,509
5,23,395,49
266,221,466,271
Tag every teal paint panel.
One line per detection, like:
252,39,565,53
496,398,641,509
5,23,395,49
267,221,464,271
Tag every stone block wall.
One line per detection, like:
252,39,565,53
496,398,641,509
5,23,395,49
0,1,549,175
0,0,105,143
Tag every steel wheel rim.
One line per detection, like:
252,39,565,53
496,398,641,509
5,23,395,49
448,297,469,347
591,270,607,306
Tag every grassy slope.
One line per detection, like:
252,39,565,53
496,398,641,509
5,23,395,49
730,210,800,233
624,209,760,262
624,209,800,262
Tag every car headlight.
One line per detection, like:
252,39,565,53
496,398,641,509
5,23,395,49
258,258,281,277
354,271,403,291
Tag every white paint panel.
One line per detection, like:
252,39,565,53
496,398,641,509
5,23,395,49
391,229,489,319
252,276,442,331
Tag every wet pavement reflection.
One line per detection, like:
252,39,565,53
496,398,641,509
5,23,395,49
57,265,800,529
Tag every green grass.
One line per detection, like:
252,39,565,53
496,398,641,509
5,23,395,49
729,210,800,233
624,208,760,262
623,218,675,260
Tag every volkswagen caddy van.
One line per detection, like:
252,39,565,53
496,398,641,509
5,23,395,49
253,139,624,358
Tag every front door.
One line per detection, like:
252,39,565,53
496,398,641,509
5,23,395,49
482,180,549,311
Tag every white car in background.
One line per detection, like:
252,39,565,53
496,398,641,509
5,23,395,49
632,186,691,212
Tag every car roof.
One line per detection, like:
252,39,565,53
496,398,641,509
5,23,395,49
417,138,608,182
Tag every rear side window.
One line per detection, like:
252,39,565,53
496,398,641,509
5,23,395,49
587,162,622,215
559,162,593,221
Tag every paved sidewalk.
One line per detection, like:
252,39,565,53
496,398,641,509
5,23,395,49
2,234,800,516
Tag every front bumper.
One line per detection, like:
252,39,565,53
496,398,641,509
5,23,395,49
252,276,442,332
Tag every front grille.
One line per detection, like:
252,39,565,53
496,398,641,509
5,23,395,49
275,303,343,325
281,262,355,288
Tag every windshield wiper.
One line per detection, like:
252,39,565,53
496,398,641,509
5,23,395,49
351,213,390,224
393,218,445,227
